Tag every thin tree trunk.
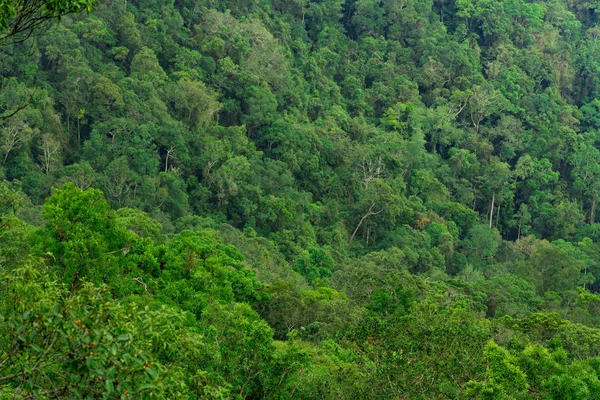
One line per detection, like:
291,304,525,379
591,193,596,225
489,193,495,229
165,148,174,172
349,203,383,244
496,204,500,228
350,210,372,244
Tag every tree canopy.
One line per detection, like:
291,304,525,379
4,0,600,397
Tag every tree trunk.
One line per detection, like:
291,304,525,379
350,210,371,244
489,193,495,229
496,204,500,228
591,193,596,225
349,203,383,244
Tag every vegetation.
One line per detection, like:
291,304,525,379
5,0,600,397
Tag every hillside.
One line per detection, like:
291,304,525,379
4,0,600,398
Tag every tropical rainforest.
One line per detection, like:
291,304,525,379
5,0,600,398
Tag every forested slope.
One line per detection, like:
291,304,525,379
4,0,600,398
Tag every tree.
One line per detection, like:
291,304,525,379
479,158,513,229
292,245,335,283
242,84,278,135
481,274,542,318
571,141,600,224
0,117,33,164
467,85,508,134
515,204,531,239
0,0,98,44
37,133,61,174
94,117,135,145
169,79,220,130
89,76,124,121
101,156,137,208
239,19,290,91
58,162,96,190
200,303,275,398
466,341,529,398
35,183,132,289
0,264,194,398
521,240,583,294
349,179,402,247
462,223,501,262
412,105,455,153
130,47,167,84
514,155,558,199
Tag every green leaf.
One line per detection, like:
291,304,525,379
30,344,42,352
145,368,158,379
105,379,115,393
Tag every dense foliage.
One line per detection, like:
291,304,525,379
5,0,600,397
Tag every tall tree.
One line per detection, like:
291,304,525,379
571,140,600,224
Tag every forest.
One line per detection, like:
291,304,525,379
4,0,600,398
